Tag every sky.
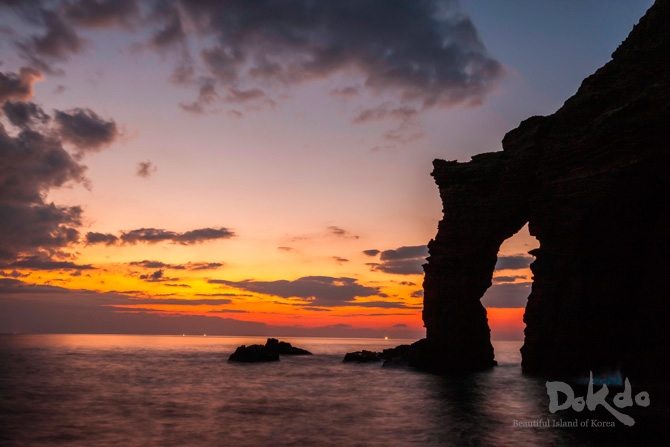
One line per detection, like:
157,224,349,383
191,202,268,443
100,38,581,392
0,0,654,340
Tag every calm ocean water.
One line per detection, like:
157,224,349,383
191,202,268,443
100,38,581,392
0,335,662,446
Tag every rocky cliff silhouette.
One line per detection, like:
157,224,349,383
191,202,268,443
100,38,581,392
419,0,669,383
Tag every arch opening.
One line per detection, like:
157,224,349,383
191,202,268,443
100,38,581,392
480,223,539,343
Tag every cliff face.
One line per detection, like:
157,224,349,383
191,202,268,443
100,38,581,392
422,0,670,381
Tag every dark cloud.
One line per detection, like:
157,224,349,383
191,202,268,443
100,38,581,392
393,323,407,328
277,246,295,252
492,275,527,284
345,300,417,309
362,249,380,257
177,0,502,107
328,226,358,239
122,231,169,246
208,276,380,307
130,260,171,269
17,9,85,72
6,256,93,270
380,245,429,261
128,260,224,271
164,283,191,288
411,290,424,298
480,282,532,308
187,262,224,271
0,86,113,265
369,245,429,275
54,108,118,153
85,232,118,245
150,6,185,49
0,67,42,103
2,101,49,127
63,0,139,28
207,309,249,314
195,293,247,297
107,227,235,245
0,198,83,261
333,256,349,264
136,160,157,178
495,255,535,271
33,10,84,58
125,298,236,306
138,269,179,282
0,269,30,278
370,260,424,275
0,277,67,294
4,1,500,116
175,227,236,244
0,90,93,261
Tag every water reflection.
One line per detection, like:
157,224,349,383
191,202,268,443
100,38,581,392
0,335,662,446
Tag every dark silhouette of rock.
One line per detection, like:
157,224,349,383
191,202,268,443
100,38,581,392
228,338,312,362
343,350,381,363
265,338,312,355
228,344,279,363
417,0,670,381
380,344,412,367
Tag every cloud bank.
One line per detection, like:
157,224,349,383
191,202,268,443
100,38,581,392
0,67,118,265
209,276,381,307
2,0,503,113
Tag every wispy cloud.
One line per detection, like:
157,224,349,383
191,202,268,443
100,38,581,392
136,160,157,178
328,226,359,239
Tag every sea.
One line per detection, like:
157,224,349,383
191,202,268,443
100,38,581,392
0,335,664,446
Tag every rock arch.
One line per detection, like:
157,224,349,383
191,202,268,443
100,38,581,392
419,0,670,382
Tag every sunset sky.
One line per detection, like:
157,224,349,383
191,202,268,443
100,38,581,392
0,0,653,339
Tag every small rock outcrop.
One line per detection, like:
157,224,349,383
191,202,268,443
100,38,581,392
229,344,280,363
228,338,312,362
342,344,414,366
417,0,670,382
343,350,381,363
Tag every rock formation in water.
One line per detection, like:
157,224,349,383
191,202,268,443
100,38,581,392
419,0,670,382
228,338,312,362
343,350,382,363
342,345,413,365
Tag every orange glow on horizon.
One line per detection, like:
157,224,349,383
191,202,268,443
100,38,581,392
487,307,525,340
